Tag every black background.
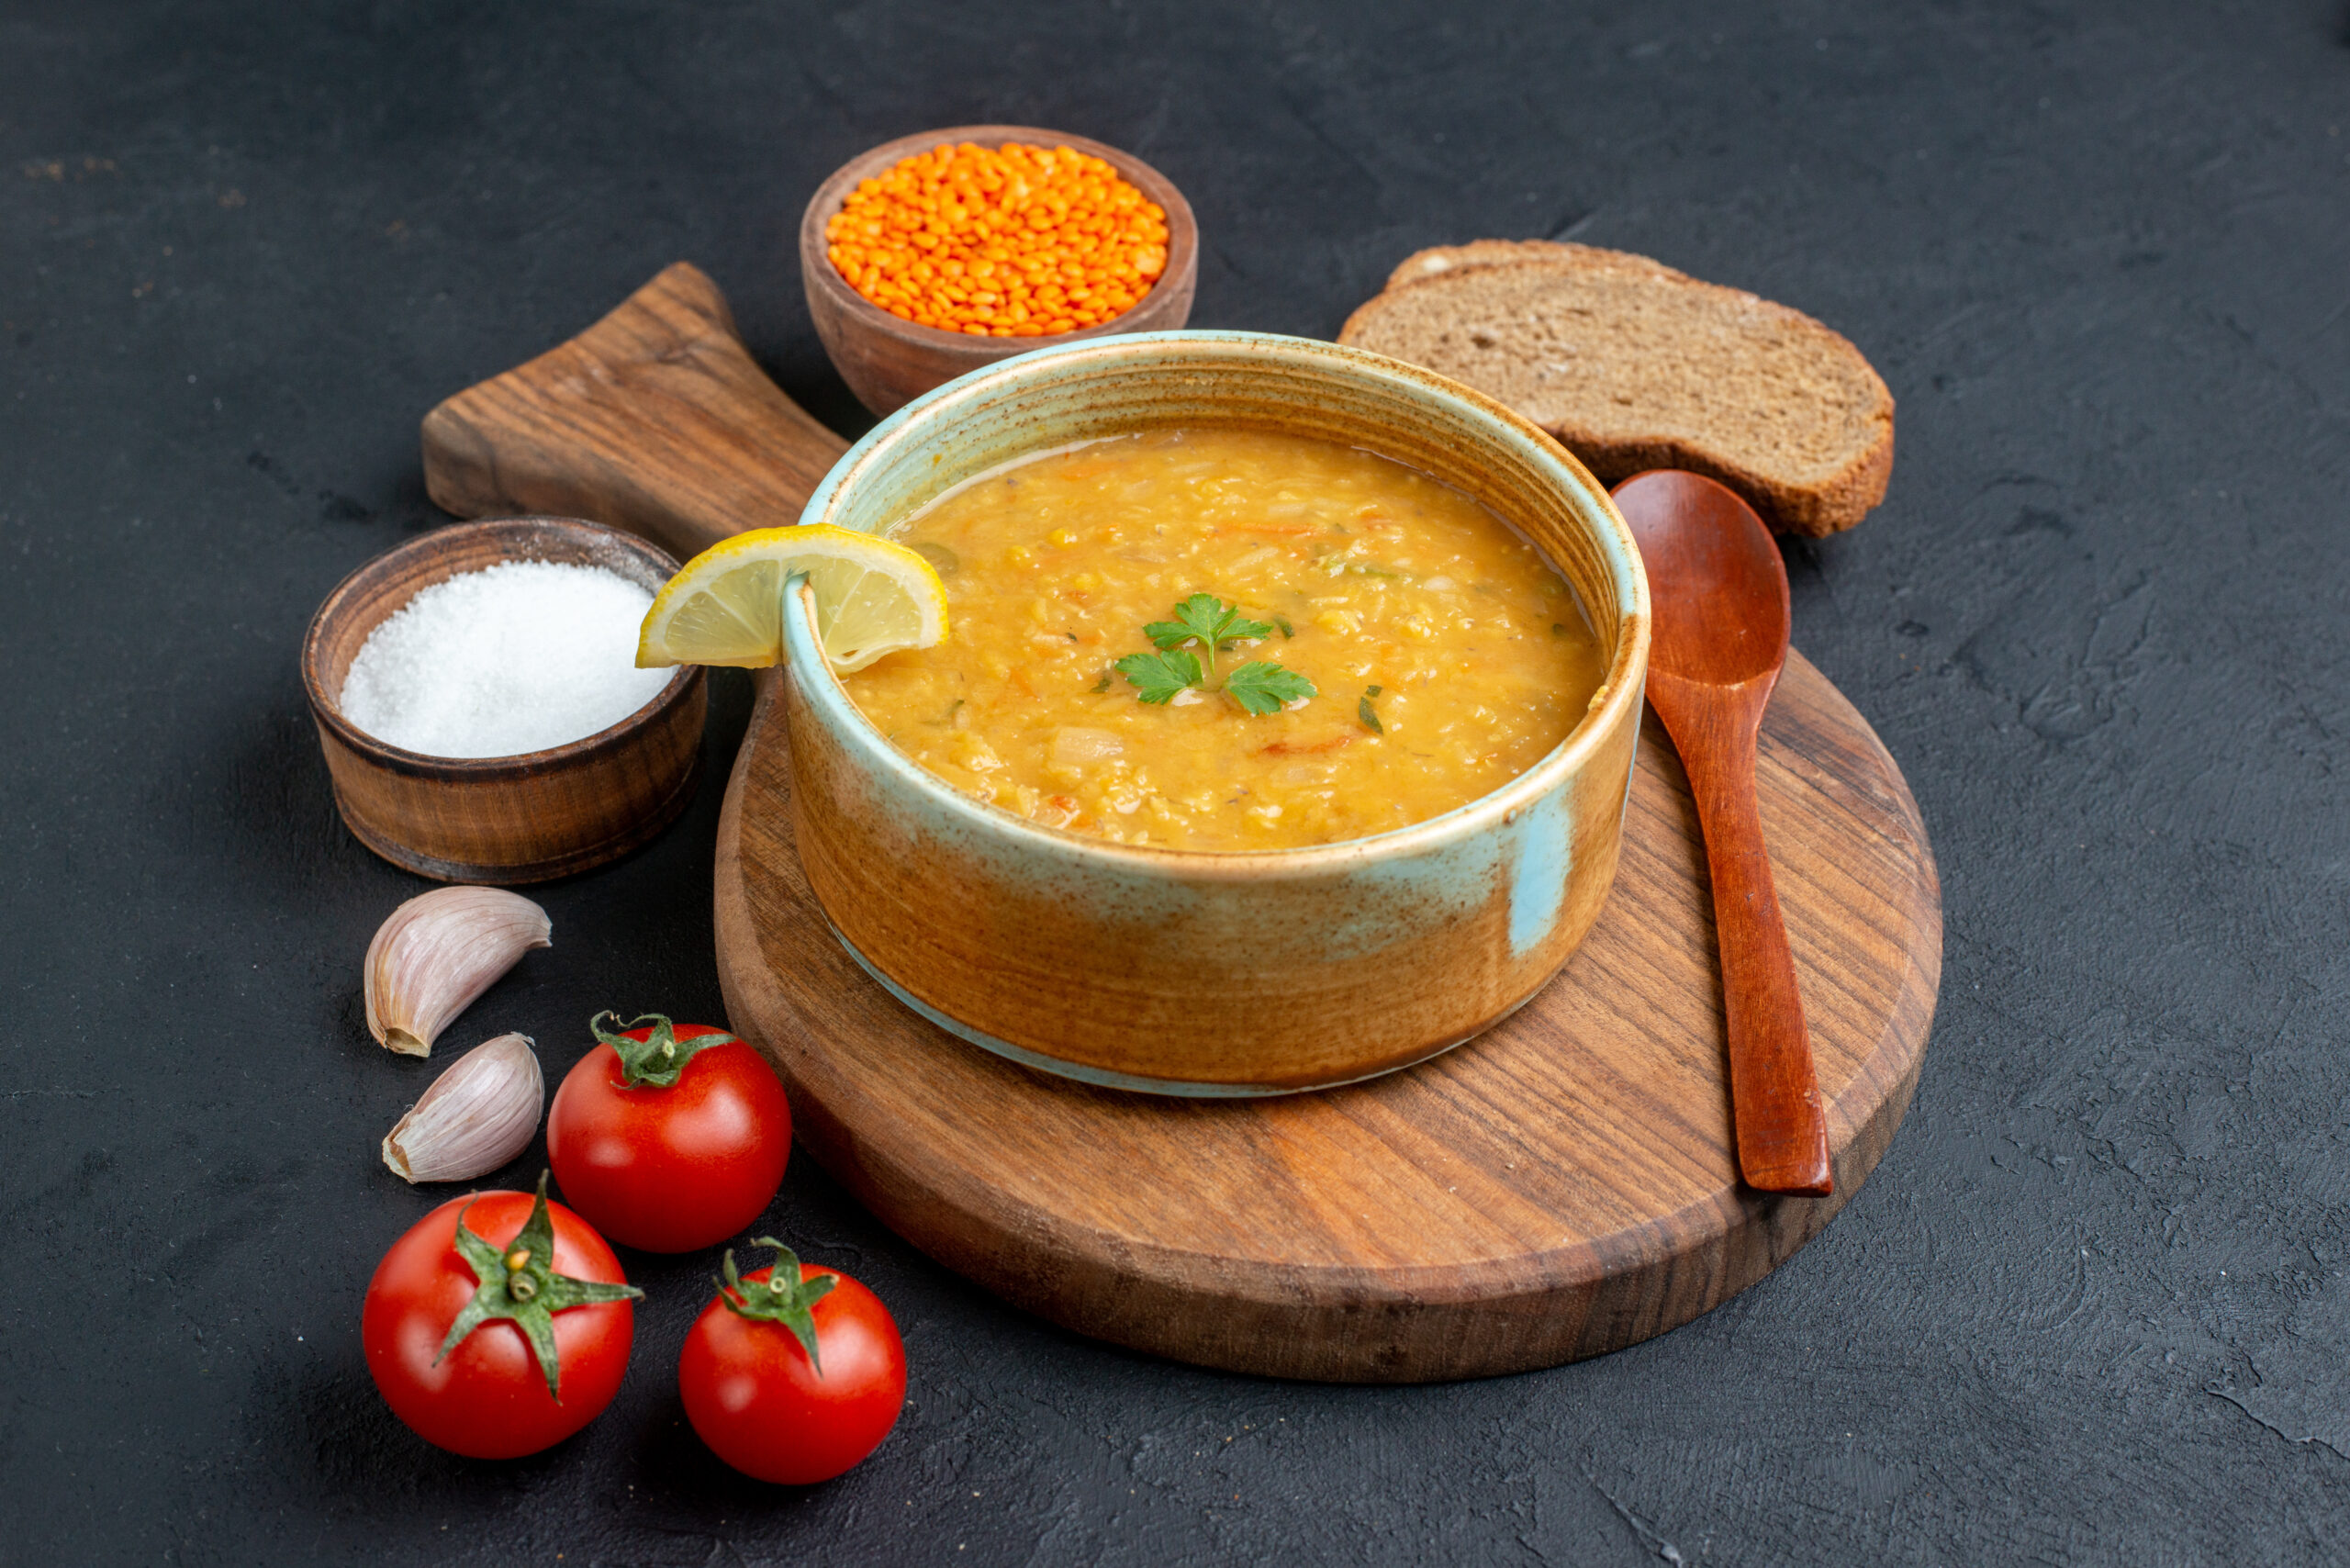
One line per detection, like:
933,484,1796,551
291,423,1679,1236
6,2,2347,1562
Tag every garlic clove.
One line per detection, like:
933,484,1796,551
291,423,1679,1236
364,886,551,1057
383,1032,544,1183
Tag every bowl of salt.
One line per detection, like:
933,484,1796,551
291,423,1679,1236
302,516,706,883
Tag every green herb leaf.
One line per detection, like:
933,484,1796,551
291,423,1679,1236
1121,599,1309,712
1145,593,1270,656
1090,670,1113,693
1359,685,1384,734
590,1010,734,1091
1320,552,1400,579
1272,614,1295,639
438,1171,644,1401
1225,662,1317,716
714,1238,838,1375
1115,649,1203,704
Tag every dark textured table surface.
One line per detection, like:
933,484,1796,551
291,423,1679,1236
6,2,2347,1562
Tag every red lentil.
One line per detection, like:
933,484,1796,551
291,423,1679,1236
824,141,1171,338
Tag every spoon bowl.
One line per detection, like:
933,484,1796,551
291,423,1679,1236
1611,470,1831,1196
1624,471,1792,689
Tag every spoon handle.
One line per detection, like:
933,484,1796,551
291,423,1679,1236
1676,711,1834,1196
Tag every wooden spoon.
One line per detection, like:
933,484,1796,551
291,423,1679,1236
1611,470,1832,1196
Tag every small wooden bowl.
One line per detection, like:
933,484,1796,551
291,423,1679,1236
800,125,1199,417
302,517,706,884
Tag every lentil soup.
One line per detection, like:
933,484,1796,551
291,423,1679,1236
839,427,1609,851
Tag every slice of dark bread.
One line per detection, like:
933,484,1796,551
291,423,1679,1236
1338,241,1893,537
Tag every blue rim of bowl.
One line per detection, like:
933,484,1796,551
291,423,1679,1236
780,329,1651,875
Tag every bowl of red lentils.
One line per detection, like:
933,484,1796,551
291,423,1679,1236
799,125,1198,416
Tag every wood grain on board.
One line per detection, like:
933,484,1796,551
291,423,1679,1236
424,262,1942,1382
421,262,847,564
715,654,1938,1381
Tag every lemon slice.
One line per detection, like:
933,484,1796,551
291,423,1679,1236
635,524,949,673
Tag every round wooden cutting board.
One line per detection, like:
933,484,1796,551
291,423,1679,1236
423,263,1942,1383
712,651,1939,1383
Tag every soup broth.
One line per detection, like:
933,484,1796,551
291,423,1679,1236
840,427,1609,851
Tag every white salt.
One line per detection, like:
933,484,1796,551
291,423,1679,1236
339,560,670,758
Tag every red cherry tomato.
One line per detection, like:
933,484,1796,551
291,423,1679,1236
546,1014,791,1253
678,1243,906,1484
362,1179,637,1459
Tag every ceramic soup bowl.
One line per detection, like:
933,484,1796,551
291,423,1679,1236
779,330,1650,1094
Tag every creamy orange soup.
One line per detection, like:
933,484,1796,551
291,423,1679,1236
841,427,1607,851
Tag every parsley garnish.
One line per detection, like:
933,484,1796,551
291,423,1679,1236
1114,648,1203,704
1090,669,1113,693
1144,593,1273,680
1359,684,1384,734
1115,595,1315,714
1225,662,1318,715
1272,614,1295,639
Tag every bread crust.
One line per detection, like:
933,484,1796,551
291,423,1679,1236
1379,238,1684,293
1341,241,1894,537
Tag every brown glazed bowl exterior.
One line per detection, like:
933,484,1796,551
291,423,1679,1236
778,331,1651,1095
301,516,705,884
799,124,1198,417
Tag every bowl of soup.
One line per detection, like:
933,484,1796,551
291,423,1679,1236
776,331,1649,1093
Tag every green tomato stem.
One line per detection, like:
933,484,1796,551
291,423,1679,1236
437,1171,643,1401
